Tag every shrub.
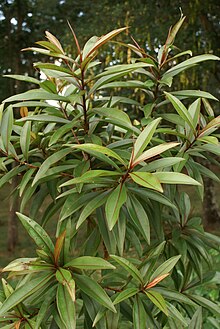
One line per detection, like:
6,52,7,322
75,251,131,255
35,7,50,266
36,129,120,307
0,15,220,328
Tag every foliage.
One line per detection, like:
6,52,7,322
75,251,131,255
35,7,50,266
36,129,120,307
0,15,220,328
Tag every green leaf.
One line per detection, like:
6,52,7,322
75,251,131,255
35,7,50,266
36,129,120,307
140,157,185,172
3,89,70,103
0,166,26,189
4,74,40,84
56,283,76,329
20,121,31,160
66,143,127,167
105,183,127,230
189,294,220,316
18,115,69,124
0,273,53,316
133,118,161,160
133,142,179,166
16,212,54,256
74,274,116,312
164,54,220,77
167,302,188,327
127,195,150,244
171,90,218,101
129,172,163,192
153,172,201,186
65,256,115,270
164,92,195,132
1,105,13,151
77,191,109,229
133,295,146,329
110,255,143,284
189,307,202,329
32,148,72,185
113,288,139,305
154,287,197,306
92,107,132,127
60,170,121,187
150,255,181,281
145,290,168,315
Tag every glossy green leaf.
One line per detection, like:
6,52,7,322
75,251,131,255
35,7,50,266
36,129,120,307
18,115,69,124
0,273,53,316
65,256,115,270
127,195,150,244
153,172,201,186
129,172,163,192
164,92,195,132
132,117,161,160
133,295,146,329
113,288,139,305
74,274,116,312
60,170,121,187
105,183,127,230
66,143,127,167
133,142,179,166
150,255,181,281
77,191,109,229
145,290,168,315
167,302,188,327
171,90,218,101
32,148,72,185
56,283,76,329
1,105,13,151
189,294,220,316
110,255,143,284
164,54,220,77
189,307,202,329
16,212,54,256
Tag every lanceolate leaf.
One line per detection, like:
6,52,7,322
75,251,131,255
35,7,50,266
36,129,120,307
32,148,73,185
16,213,54,256
132,118,161,160
105,183,127,230
0,273,53,316
145,290,168,315
164,92,195,132
113,288,139,305
74,274,116,312
67,143,127,167
153,172,201,186
60,170,121,187
65,256,115,270
164,54,220,77
77,191,109,229
56,283,76,329
129,172,163,192
150,255,181,281
133,142,179,166
110,255,143,284
126,195,150,244
133,295,146,329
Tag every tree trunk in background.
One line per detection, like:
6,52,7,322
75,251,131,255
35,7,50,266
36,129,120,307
203,176,220,227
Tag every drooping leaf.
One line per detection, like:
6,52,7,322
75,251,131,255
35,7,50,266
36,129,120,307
32,148,73,185
133,295,147,329
74,274,116,312
110,255,143,284
0,274,53,316
56,283,76,329
105,183,127,230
